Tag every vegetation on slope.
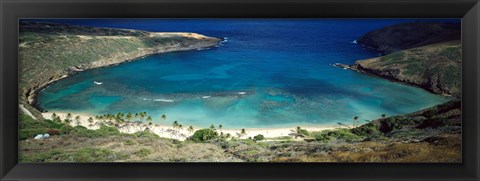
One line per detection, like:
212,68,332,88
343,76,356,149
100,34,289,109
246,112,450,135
18,21,461,163
357,22,461,54
19,100,461,162
353,41,461,96
19,21,220,118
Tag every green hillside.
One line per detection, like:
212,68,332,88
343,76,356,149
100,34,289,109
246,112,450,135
19,21,220,117
354,41,461,96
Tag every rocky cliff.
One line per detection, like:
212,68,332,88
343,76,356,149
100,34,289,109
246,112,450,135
357,22,461,54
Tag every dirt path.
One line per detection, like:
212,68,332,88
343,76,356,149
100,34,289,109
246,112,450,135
19,104,36,120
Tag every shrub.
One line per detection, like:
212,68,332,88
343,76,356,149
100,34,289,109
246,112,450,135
253,134,265,142
416,117,448,129
60,125,75,134
65,148,121,162
71,125,120,138
295,127,309,136
133,131,159,138
312,129,362,142
379,117,414,133
18,114,65,140
96,125,121,135
47,129,61,135
192,128,218,142
134,148,151,157
19,128,49,140
350,123,382,138
19,149,63,162
21,147,126,162
125,140,136,146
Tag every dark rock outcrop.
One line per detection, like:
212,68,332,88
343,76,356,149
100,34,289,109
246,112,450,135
357,22,461,54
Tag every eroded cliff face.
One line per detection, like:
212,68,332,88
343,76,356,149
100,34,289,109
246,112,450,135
19,22,221,110
357,22,461,54
353,41,461,97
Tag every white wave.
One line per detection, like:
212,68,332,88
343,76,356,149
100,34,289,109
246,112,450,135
197,47,211,51
352,40,357,44
93,81,103,85
221,37,228,42
238,92,246,95
153,99,174,102
202,96,211,99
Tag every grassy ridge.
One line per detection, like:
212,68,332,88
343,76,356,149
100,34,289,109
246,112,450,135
354,41,461,96
19,21,220,117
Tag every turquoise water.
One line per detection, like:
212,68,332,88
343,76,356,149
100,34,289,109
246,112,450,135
37,19,451,128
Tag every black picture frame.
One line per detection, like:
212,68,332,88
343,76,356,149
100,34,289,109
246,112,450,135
1,0,479,180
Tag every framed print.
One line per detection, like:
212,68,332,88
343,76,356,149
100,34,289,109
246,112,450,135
1,0,479,180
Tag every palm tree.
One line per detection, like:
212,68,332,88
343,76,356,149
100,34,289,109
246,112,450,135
126,113,133,122
187,126,194,134
218,124,223,130
353,116,359,126
75,116,81,126
147,116,153,125
178,124,183,130
66,113,72,120
116,112,124,122
239,128,246,138
381,114,386,118
139,112,145,122
88,117,94,124
296,126,302,133
172,120,179,129
51,113,57,120
161,114,167,121
210,124,215,130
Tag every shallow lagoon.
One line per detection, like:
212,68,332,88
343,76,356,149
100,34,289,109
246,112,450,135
37,19,450,128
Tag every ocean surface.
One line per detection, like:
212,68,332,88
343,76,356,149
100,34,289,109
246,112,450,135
36,19,454,128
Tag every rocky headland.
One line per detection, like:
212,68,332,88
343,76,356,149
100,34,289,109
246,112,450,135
337,22,461,97
19,22,221,118
357,22,461,54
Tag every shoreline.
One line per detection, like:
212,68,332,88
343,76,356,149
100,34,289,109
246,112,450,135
331,63,455,98
42,111,342,141
29,40,222,112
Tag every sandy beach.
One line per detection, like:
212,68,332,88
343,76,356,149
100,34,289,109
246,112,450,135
42,112,342,141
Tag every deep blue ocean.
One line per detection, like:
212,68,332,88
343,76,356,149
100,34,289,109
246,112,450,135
35,19,455,128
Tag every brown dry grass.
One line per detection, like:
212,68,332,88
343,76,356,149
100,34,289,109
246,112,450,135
272,134,460,163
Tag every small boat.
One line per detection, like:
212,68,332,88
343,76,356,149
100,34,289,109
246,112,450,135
93,81,103,85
